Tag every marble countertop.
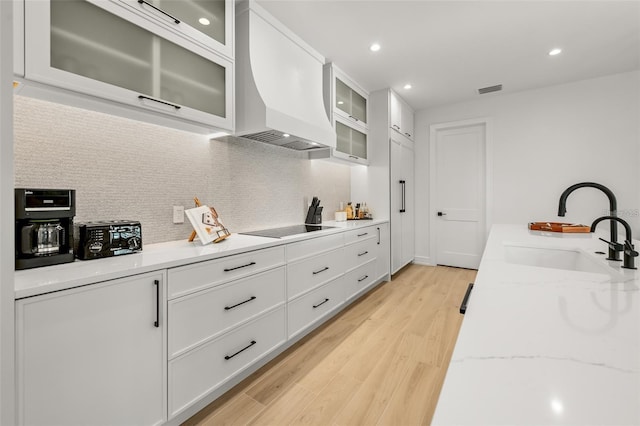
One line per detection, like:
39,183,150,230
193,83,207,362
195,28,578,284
14,219,387,299
433,224,640,425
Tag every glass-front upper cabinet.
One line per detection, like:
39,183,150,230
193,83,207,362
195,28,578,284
117,0,233,59
325,63,368,128
24,0,233,132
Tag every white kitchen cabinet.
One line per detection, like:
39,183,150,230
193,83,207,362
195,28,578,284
391,137,415,273
288,275,345,338
22,0,233,133
389,90,414,140
315,63,369,165
116,0,233,59
375,222,390,281
343,225,379,300
15,271,166,426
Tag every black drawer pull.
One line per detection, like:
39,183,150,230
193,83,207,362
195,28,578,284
137,95,181,109
357,232,369,237
312,266,329,275
224,296,257,311
137,0,180,23
357,251,369,257
313,298,330,309
460,283,474,314
153,279,160,328
224,262,256,272
358,275,369,282
224,340,257,360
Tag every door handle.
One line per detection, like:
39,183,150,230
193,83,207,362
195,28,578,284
399,180,406,213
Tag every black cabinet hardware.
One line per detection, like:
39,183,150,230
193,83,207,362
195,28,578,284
358,251,369,257
400,180,406,213
224,296,257,311
357,232,369,237
153,279,160,328
224,262,256,272
137,95,181,109
137,0,180,23
349,155,359,160
312,266,329,275
460,283,474,314
312,298,330,309
224,340,257,360
377,227,381,245
358,275,368,282
437,211,446,217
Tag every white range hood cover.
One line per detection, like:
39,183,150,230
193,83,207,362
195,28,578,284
234,1,336,151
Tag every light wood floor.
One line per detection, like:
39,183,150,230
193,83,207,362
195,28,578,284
183,264,477,426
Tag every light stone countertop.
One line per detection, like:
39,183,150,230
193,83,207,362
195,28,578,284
14,219,387,299
432,224,640,425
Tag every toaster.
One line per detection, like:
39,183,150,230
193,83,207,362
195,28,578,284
74,220,142,260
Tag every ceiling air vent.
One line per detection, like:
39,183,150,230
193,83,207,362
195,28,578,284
478,84,503,95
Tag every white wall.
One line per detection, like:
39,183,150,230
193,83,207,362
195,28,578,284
14,96,351,244
415,71,640,263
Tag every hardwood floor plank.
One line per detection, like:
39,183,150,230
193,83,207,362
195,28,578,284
183,264,477,426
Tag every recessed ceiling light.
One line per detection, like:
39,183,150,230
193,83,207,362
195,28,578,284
199,17,210,26
548,48,562,56
403,84,412,90
337,101,344,105
282,133,290,138
369,43,381,52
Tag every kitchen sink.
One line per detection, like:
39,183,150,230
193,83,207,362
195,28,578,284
503,243,628,281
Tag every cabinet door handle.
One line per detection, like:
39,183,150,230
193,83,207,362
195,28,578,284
224,296,257,311
404,132,412,138
348,115,359,122
312,298,330,309
392,124,400,130
357,232,369,237
224,340,257,360
312,266,329,275
399,180,406,213
358,251,369,257
138,95,181,110
358,275,369,282
153,279,160,328
377,227,381,245
137,0,180,23
224,262,256,272
349,155,359,160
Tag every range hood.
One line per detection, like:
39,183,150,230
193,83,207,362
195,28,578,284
233,1,336,151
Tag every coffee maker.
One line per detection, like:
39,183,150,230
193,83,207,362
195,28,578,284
15,189,76,270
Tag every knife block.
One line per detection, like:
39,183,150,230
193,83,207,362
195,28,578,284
307,214,322,224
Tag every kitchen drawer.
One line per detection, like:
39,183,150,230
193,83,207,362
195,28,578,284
287,247,345,300
343,225,377,246
168,267,285,359
344,236,377,272
288,275,345,339
168,246,285,299
344,258,377,301
286,232,344,263
168,306,286,419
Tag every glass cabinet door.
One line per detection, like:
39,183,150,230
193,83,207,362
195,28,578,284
335,121,367,161
51,0,153,95
351,126,367,159
156,0,226,45
335,78,351,117
350,89,366,123
335,77,367,125
336,121,351,155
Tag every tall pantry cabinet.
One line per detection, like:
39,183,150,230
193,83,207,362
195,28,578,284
358,89,415,275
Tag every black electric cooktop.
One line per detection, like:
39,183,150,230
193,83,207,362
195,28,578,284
240,225,335,239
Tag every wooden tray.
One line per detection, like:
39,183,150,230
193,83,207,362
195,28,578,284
528,222,591,233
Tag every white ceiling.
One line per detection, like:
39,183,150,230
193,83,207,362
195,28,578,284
255,0,640,111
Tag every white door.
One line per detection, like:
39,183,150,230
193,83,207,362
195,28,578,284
431,122,487,269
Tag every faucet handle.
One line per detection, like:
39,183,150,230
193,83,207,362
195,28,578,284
624,241,639,257
599,237,624,252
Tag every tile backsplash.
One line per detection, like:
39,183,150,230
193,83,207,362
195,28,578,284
14,96,350,244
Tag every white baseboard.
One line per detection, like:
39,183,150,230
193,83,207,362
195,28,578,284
413,256,434,266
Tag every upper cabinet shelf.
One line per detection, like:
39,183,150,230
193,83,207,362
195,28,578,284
17,0,234,134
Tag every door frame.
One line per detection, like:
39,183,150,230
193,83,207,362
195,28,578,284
429,117,493,267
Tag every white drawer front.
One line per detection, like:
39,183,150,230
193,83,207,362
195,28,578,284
287,248,345,300
344,237,377,272
344,258,377,301
169,306,286,418
168,267,285,359
288,276,345,339
168,246,285,299
343,225,377,246
286,232,344,262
